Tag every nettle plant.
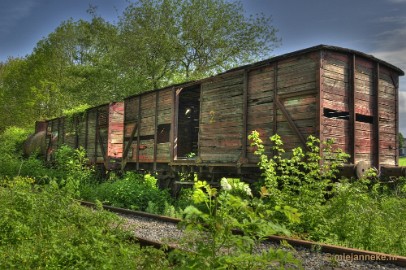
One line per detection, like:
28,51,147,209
248,131,349,232
172,178,300,269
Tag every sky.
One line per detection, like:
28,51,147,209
0,0,405,134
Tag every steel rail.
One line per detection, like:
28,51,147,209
79,200,406,267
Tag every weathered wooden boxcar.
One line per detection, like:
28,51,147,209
44,102,124,169
121,45,404,181
28,45,403,181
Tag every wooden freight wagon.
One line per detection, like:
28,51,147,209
44,102,124,169
122,45,404,181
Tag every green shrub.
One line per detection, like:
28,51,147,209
0,128,88,186
53,145,95,196
0,176,171,269
0,127,31,177
249,130,406,256
79,172,173,214
171,178,300,269
248,131,348,233
316,178,406,256
0,126,30,157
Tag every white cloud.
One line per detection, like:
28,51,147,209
399,91,406,113
370,14,406,72
373,47,406,72
387,0,406,3
379,16,406,24
372,11,406,133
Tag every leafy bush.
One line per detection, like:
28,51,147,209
249,131,348,233
0,127,32,177
79,172,173,214
249,130,406,256
0,126,30,156
0,126,57,182
316,178,406,256
171,178,300,269
53,145,95,196
0,176,171,269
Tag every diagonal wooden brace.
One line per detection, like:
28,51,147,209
275,95,310,151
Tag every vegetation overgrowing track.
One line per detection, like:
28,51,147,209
80,200,406,269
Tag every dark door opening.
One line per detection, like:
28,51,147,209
177,86,200,159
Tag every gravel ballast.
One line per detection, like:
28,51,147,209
118,213,405,269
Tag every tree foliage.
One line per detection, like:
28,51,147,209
118,0,279,86
0,0,279,131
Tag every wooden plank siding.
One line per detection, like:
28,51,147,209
246,53,318,163
246,65,275,162
107,102,124,159
156,88,173,163
41,45,402,174
115,45,404,171
123,96,140,163
321,51,351,155
320,50,401,166
378,66,398,165
124,87,174,166
199,71,245,162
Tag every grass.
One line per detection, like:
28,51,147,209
399,157,406,166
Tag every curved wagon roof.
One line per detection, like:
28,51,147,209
125,44,404,100
228,44,404,76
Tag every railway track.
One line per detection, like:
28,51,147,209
80,200,406,269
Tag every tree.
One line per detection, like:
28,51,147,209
0,1,280,132
117,0,280,88
0,58,38,131
117,0,182,91
28,16,120,109
177,0,279,79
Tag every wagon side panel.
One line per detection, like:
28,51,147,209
86,108,98,163
322,51,351,154
199,71,244,163
107,102,124,159
354,57,375,164
156,88,173,163
123,96,140,163
246,65,275,162
138,92,157,163
276,53,318,152
379,66,398,166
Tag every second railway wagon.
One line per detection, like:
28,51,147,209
36,45,404,181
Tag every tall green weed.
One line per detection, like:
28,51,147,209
249,130,406,256
171,178,300,269
249,131,348,233
0,127,67,183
